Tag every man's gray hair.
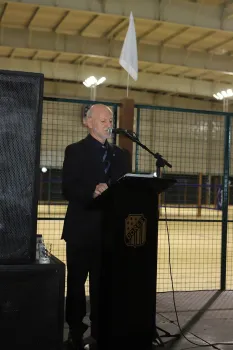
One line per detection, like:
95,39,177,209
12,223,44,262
85,107,92,119
83,104,113,125
82,106,92,126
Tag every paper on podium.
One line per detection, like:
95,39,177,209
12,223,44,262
122,173,156,178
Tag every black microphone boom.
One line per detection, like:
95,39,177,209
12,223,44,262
108,127,133,134
109,127,172,171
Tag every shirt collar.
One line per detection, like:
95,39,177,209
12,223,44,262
86,133,109,150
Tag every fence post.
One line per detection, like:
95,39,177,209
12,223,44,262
197,173,202,217
221,114,231,290
112,104,118,145
119,98,134,171
135,108,140,173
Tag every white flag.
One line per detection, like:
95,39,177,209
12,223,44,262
119,12,138,81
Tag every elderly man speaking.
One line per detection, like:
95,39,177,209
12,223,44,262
62,104,131,350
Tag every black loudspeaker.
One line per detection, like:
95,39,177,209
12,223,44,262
0,256,65,350
0,70,44,263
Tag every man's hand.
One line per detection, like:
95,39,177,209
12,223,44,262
93,183,108,198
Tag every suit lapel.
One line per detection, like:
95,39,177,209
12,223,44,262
84,137,105,181
108,144,120,183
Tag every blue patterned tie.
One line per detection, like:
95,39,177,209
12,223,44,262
102,146,110,174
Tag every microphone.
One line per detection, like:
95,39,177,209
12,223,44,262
108,128,172,170
108,127,133,135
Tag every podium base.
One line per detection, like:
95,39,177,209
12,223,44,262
97,335,154,350
96,344,153,350
153,326,180,347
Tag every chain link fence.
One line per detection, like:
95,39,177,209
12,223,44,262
134,105,232,292
38,97,233,294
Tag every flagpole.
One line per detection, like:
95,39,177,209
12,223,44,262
127,72,130,97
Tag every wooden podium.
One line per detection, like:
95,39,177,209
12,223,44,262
93,174,176,350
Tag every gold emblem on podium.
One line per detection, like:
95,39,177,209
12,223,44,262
124,214,147,248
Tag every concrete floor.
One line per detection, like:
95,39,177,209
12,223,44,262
155,290,233,349
63,291,233,350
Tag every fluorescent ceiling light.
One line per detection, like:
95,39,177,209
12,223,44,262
213,89,233,100
97,77,106,85
83,76,106,87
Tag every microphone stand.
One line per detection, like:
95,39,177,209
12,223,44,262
122,131,172,177
122,131,180,346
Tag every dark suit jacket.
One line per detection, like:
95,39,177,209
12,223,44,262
61,134,131,247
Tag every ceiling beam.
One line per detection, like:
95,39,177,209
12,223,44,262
0,2,8,22
43,80,223,111
79,14,99,35
137,23,162,43
184,31,215,49
26,6,40,28
0,27,233,74
0,56,231,98
53,10,70,32
5,0,233,32
104,18,128,39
